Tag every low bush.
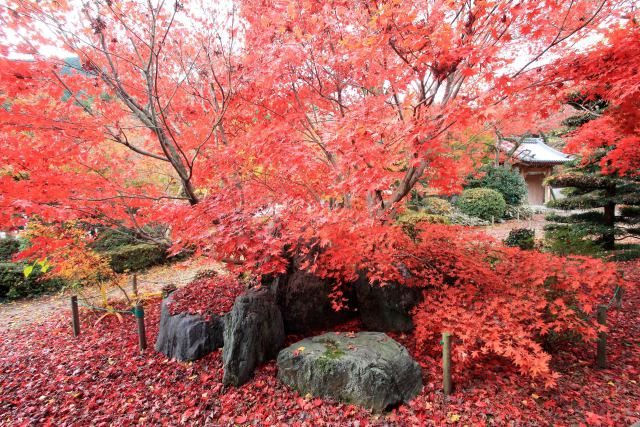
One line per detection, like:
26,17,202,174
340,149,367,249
455,188,506,221
447,211,490,226
0,238,20,261
398,211,450,239
104,243,167,273
421,197,453,215
465,165,527,206
504,204,534,220
90,227,141,252
504,228,535,250
0,262,65,300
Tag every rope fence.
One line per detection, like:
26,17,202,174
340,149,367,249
67,273,177,351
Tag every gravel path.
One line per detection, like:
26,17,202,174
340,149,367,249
0,260,214,331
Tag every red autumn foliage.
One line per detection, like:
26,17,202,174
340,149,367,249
301,222,622,385
168,274,245,320
0,0,638,417
0,261,638,425
537,23,640,176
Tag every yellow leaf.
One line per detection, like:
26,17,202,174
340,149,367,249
449,413,461,423
607,381,615,386
531,393,540,399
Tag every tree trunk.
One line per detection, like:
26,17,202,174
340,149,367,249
602,186,616,250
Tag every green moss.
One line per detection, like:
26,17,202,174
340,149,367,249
313,340,345,375
322,342,345,359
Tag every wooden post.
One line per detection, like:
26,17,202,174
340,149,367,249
130,274,139,299
491,216,495,226
134,303,147,351
615,286,623,309
596,305,607,369
70,296,80,337
442,332,453,396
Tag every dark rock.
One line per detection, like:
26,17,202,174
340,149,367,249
154,297,225,361
275,269,355,334
277,332,423,412
222,285,285,386
355,277,423,332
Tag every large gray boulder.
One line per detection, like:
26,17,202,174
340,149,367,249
277,332,423,412
223,286,285,386
275,269,354,334
154,297,225,361
355,278,423,332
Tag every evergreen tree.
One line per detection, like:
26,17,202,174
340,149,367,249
544,94,640,260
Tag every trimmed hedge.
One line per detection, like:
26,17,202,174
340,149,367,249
0,262,65,300
0,238,20,262
466,165,527,206
90,227,141,252
104,243,167,273
455,188,507,221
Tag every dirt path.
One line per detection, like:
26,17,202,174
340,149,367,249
0,261,212,331
481,213,548,241
481,212,640,245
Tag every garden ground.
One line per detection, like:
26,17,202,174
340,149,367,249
0,261,210,331
0,260,638,426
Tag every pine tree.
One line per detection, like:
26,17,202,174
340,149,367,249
544,94,640,260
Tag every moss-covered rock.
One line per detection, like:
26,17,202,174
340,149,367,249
277,332,422,412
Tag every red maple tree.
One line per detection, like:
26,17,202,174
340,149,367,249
0,0,633,382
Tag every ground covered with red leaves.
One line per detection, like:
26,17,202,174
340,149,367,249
1,261,638,426
168,273,246,320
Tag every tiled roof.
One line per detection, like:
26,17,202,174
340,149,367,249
500,137,573,164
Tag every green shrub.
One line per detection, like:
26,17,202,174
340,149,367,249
398,211,450,239
447,210,490,226
543,224,603,257
465,165,527,206
607,244,640,262
504,205,534,220
104,243,167,273
0,238,20,261
90,227,142,252
0,262,65,300
455,188,507,221
504,228,535,250
422,197,453,215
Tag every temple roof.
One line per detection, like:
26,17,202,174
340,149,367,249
500,137,573,165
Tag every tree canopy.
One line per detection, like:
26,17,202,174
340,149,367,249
0,0,636,385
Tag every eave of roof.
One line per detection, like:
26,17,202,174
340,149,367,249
500,137,573,164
